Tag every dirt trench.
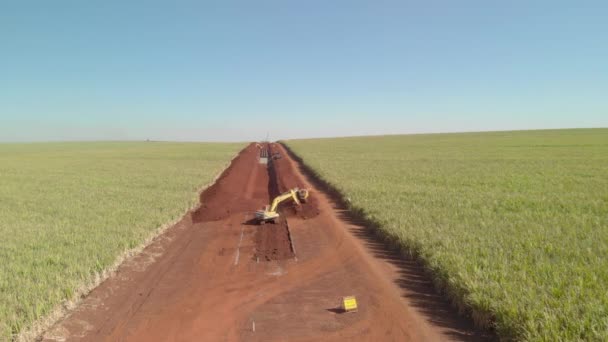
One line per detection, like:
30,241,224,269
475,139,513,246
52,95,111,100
42,142,492,342
253,143,295,262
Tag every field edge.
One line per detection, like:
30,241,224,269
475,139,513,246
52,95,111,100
18,148,245,342
280,141,502,339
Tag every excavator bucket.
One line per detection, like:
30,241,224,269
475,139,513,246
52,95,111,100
297,189,309,203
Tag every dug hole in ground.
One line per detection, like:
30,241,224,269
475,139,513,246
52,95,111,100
42,142,493,341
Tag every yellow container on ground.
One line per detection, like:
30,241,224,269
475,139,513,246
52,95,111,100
341,296,358,312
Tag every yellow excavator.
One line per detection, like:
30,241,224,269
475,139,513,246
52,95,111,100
255,188,309,224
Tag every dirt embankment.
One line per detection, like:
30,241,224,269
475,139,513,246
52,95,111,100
191,143,262,223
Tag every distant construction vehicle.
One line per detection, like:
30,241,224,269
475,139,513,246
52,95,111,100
255,188,309,224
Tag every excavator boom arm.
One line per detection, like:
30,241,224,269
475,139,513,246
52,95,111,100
269,190,300,212
255,188,308,223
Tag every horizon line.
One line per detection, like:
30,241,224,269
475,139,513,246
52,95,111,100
0,126,605,144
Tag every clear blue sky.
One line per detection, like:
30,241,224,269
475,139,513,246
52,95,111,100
1,0,607,142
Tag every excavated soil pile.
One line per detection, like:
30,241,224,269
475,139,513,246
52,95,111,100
192,144,260,223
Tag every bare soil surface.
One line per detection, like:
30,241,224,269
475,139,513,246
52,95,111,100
42,143,493,341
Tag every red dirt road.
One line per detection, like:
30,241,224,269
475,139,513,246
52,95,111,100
43,143,491,341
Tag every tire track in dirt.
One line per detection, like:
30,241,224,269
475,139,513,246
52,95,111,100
42,142,493,341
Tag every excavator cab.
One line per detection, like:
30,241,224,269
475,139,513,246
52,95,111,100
255,188,309,224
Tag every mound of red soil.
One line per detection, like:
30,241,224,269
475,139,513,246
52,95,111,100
192,143,264,223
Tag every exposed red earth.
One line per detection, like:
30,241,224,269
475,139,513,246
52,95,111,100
42,143,492,341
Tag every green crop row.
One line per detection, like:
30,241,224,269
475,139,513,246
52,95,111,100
284,129,608,341
0,141,243,340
